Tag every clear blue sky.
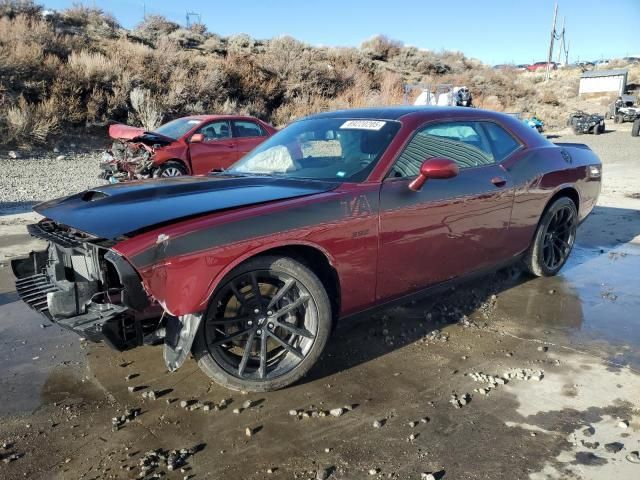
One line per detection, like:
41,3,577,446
44,0,639,64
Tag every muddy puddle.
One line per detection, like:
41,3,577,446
485,243,640,369
0,298,85,416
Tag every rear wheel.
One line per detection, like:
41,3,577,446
193,256,332,392
614,114,622,124
156,161,187,178
632,118,640,137
524,197,577,277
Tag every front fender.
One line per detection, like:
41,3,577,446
134,239,338,317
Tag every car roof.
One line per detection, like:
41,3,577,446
301,106,517,123
302,106,550,148
181,114,260,122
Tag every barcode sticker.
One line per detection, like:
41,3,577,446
339,120,386,131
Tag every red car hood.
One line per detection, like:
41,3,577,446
108,124,145,140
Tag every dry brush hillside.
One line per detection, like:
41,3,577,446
0,0,637,148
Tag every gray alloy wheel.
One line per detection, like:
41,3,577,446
193,256,332,392
157,161,187,178
524,197,577,277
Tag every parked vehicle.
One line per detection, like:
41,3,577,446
100,115,277,182
413,84,473,107
567,110,605,135
526,62,558,72
12,107,601,392
523,116,545,133
606,95,639,123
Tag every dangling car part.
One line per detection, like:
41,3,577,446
13,107,601,392
100,115,276,183
567,110,605,135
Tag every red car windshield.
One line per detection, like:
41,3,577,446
152,118,203,140
228,118,400,182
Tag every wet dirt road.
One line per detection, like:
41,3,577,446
1,128,639,480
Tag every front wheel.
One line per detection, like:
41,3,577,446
632,118,640,137
156,161,187,178
524,197,578,277
193,256,332,392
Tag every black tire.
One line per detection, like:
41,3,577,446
614,114,622,124
593,125,600,135
599,122,605,134
632,118,640,137
156,161,187,178
524,197,578,277
193,256,332,392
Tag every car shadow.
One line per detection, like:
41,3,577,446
0,291,19,307
304,266,527,385
301,205,640,385
0,201,39,216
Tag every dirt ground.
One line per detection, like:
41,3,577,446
0,123,639,480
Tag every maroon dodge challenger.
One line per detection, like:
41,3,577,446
12,107,601,391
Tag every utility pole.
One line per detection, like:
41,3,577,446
556,16,565,65
565,39,570,65
546,2,558,81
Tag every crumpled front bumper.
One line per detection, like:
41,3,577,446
12,249,136,348
11,221,158,350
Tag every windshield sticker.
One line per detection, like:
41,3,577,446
339,120,386,131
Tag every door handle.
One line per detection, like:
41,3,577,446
491,176,507,187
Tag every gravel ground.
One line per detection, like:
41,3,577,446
0,152,105,215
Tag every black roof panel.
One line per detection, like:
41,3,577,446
301,106,442,121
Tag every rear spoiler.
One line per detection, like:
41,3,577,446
553,142,591,150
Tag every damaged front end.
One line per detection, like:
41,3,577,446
100,126,173,183
12,220,163,350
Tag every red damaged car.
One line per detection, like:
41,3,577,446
13,107,601,392
101,115,276,181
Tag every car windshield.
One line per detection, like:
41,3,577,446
152,118,203,140
227,118,401,182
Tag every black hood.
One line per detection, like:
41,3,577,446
35,175,339,239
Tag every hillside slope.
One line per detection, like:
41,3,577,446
0,1,637,148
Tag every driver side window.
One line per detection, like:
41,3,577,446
389,121,495,178
197,121,231,142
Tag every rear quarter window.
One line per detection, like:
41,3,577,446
482,122,521,161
